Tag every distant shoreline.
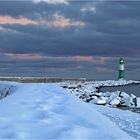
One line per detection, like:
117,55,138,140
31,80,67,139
0,77,86,83
0,77,139,83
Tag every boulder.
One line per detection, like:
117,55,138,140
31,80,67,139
102,92,111,97
96,99,107,105
110,98,121,106
119,92,130,99
130,94,137,107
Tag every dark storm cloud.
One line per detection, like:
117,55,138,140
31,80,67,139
1,23,140,57
0,1,140,57
0,54,118,79
0,0,140,79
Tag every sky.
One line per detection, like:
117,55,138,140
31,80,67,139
0,0,140,80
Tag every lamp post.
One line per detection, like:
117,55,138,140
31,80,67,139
119,58,125,79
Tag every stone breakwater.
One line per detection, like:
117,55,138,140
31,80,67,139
62,80,140,108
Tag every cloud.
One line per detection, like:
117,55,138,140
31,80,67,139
1,53,108,64
50,13,85,28
81,6,96,13
0,1,139,79
33,0,68,5
0,26,4,31
0,16,37,25
70,56,93,61
16,54,49,59
0,14,85,28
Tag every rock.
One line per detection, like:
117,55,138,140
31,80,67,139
119,92,130,99
67,84,81,89
137,98,140,108
102,92,111,97
90,98,98,104
130,94,137,107
110,98,121,106
130,94,136,99
100,96,109,103
96,99,107,105
109,93,118,102
91,96,98,99
93,92,102,98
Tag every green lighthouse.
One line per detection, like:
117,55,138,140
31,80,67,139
119,58,125,79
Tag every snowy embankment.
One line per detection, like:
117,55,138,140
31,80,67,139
0,82,135,139
63,80,140,107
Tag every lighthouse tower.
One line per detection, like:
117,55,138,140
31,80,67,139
119,58,125,79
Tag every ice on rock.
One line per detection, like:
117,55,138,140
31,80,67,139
93,92,102,97
100,96,109,103
102,92,111,97
119,92,130,99
91,96,98,100
67,85,80,89
110,98,121,106
109,92,118,101
90,98,98,104
130,94,136,99
96,99,107,105
130,94,137,107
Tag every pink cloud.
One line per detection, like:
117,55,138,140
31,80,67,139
0,16,37,25
0,15,85,28
70,56,93,61
17,55,92,61
2,53,111,64
17,54,48,59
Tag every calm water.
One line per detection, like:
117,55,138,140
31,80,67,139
100,84,140,97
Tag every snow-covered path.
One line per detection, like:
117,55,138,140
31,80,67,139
0,82,134,139
94,104,140,139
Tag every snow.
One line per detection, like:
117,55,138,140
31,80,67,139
110,98,120,106
96,99,107,105
62,80,140,139
94,104,140,139
0,82,135,139
137,98,140,108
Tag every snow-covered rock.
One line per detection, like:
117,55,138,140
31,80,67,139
119,92,130,99
137,98,140,108
102,92,111,97
96,99,107,105
110,98,121,106
130,94,137,107
63,80,139,108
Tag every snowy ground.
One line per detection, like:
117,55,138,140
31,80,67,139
94,105,140,139
0,81,139,139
